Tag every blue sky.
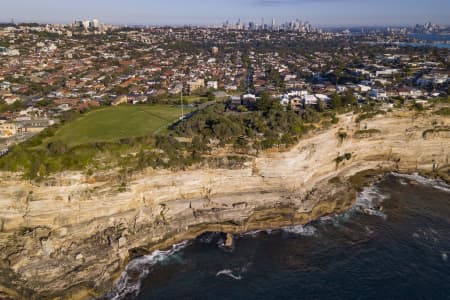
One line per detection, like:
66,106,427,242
2,0,449,26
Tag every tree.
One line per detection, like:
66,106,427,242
257,92,282,113
331,93,342,109
316,100,326,112
47,140,68,155
207,90,215,102
342,91,357,106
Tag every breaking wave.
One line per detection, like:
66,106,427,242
240,229,274,237
352,185,389,219
281,224,317,236
216,269,242,280
105,241,189,300
391,173,450,193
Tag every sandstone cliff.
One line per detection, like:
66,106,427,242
0,111,448,299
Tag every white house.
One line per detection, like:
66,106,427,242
358,85,372,92
375,69,399,77
4,96,19,105
369,89,387,101
303,94,318,106
315,94,331,104
207,81,218,90
243,94,257,101
336,85,347,93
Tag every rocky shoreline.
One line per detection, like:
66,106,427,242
0,111,449,299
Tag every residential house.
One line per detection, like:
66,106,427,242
112,95,128,106
0,121,17,138
187,79,205,94
369,89,388,101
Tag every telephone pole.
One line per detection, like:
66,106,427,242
180,88,184,120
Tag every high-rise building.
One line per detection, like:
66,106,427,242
82,20,90,29
90,19,100,29
236,19,243,30
74,19,100,30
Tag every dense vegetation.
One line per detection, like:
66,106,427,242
174,93,320,151
1,90,446,181
0,94,340,180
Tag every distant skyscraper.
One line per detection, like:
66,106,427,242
82,20,90,29
272,18,275,30
74,19,101,30
90,19,100,29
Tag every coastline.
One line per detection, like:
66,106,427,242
0,112,449,299
105,170,450,299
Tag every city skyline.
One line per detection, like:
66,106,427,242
1,0,450,27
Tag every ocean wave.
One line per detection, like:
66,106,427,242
105,241,189,300
216,269,242,280
391,172,450,193
319,215,334,223
412,228,439,243
282,224,317,236
241,230,265,237
240,228,276,237
353,186,388,219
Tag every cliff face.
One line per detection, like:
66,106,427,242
0,112,449,299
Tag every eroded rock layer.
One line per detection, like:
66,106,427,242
0,112,449,299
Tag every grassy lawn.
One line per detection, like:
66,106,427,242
167,95,209,104
183,95,208,104
53,104,187,147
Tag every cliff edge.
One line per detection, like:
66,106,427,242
0,111,449,299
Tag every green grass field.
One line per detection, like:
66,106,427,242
54,105,186,147
167,95,209,104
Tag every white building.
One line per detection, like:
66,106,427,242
315,94,331,104
358,84,372,92
375,69,399,77
303,94,318,106
82,20,90,29
369,89,388,101
0,121,17,138
90,19,100,29
207,81,218,90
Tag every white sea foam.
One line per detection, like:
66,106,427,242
107,241,189,300
282,224,317,236
241,228,276,237
442,253,448,262
319,216,334,223
412,228,439,243
353,186,388,219
399,179,408,186
216,269,242,280
241,230,264,237
391,172,450,193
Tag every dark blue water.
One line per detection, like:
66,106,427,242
408,33,450,42
110,174,450,300
406,33,450,49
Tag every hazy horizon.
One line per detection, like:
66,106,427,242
1,0,450,27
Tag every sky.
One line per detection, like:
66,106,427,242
1,0,450,27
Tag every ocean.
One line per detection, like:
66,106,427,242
107,173,450,300
406,33,450,49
